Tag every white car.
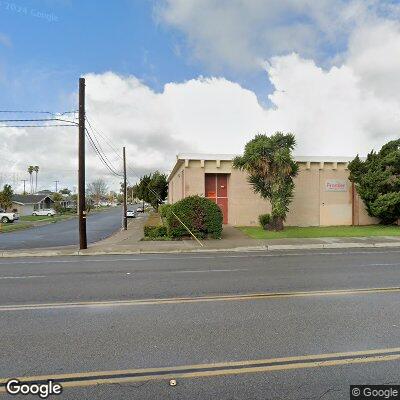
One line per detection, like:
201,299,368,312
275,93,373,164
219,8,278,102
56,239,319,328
136,207,143,213
32,209,56,217
126,210,136,218
0,209,19,223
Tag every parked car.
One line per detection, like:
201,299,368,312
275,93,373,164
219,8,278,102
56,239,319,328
136,207,143,213
0,209,19,223
32,209,56,217
126,210,136,218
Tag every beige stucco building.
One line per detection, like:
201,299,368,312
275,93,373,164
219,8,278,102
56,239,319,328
167,153,377,227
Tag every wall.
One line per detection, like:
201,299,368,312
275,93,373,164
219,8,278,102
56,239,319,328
168,163,185,203
168,159,377,227
12,203,34,216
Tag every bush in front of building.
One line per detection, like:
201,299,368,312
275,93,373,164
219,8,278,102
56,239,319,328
159,204,172,221
348,139,400,224
166,195,223,239
259,213,271,230
143,212,168,239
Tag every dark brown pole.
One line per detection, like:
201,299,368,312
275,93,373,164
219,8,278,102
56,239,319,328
122,147,128,231
123,146,127,230
78,78,87,249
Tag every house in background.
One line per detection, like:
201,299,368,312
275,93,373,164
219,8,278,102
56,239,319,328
12,194,55,216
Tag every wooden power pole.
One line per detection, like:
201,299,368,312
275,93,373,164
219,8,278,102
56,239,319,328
123,146,127,230
78,78,87,249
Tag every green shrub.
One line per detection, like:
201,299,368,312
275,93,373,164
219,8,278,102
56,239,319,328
259,213,271,230
166,195,223,239
144,225,168,238
143,212,168,238
159,204,172,221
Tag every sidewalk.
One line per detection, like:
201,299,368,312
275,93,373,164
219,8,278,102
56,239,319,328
2,217,400,258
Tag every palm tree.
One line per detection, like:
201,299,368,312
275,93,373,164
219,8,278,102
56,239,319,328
33,166,39,193
233,132,299,231
27,166,34,194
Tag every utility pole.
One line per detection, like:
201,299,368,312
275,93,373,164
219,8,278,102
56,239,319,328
122,146,127,230
54,180,59,193
78,77,87,249
21,180,27,195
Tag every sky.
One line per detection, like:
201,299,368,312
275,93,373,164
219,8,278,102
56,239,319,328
0,0,400,192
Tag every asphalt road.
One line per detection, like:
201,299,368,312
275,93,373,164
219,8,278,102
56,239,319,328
0,206,127,250
1,248,400,399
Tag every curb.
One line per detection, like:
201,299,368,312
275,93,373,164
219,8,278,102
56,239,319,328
1,241,400,258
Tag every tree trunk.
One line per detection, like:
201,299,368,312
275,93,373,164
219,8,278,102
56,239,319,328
267,216,284,231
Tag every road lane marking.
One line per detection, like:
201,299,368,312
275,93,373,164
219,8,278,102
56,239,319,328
0,275,46,280
1,347,400,390
2,249,400,265
169,268,248,274
1,286,400,312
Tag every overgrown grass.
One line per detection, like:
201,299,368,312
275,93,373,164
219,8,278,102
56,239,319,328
19,215,75,223
0,214,75,234
239,225,400,239
0,223,32,233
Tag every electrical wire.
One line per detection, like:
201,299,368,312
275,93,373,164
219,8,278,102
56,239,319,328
85,119,121,175
0,110,77,115
85,128,122,177
0,118,78,125
0,124,76,128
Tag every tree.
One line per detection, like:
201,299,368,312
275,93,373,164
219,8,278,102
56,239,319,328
52,192,64,213
148,171,168,210
233,132,298,231
135,172,168,210
126,184,139,203
28,166,34,194
59,188,71,195
86,178,108,205
348,139,400,224
33,166,39,193
0,184,13,211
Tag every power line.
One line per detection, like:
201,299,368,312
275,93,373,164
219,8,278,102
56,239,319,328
0,124,77,128
85,115,142,182
85,119,122,175
85,127,122,177
0,118,78,125
0,110,77,115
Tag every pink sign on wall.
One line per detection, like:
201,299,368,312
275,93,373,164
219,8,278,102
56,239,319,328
325,179,347,192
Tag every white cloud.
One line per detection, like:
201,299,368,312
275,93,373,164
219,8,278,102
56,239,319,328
3,54,398,192
155,0,365,71
2,0,400,192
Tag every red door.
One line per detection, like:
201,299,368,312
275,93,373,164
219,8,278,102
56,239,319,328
205,174,228,224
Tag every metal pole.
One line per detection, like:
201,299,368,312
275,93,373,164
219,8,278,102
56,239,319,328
54,180,59,192
123,146,127,230
78,78,87,249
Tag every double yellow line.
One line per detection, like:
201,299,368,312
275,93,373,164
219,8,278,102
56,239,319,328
1,286,400,312
1,347,400,391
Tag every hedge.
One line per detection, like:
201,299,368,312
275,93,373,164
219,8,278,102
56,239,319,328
143,212,168,238
159,204,172,221
166,195,223,239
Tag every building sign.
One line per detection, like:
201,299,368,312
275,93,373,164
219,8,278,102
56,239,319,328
325,179,347,192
